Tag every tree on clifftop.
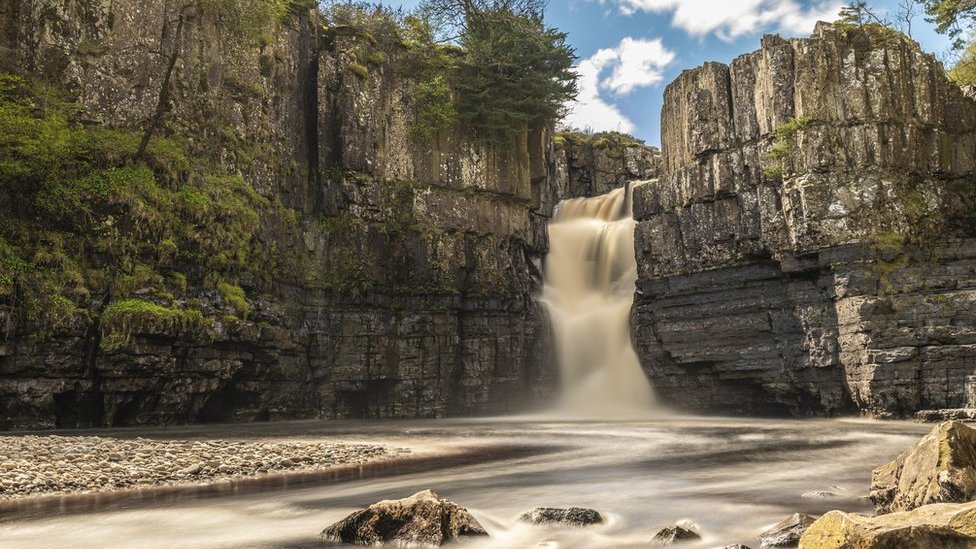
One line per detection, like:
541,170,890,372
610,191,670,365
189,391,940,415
923,0,976,49
417,0,577,143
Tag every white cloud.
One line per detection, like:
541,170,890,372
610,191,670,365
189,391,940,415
602,37,676,94
563,37,675,133
605,0,844,41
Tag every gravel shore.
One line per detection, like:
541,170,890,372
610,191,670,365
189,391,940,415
0,435,403,500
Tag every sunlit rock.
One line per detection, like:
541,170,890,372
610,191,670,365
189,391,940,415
799,502,976,548
871,421,976,514
320,490,488,546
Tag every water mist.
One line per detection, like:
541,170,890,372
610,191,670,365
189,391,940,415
541,182,654,414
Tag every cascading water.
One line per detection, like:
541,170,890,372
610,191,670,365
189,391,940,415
542,182,654,413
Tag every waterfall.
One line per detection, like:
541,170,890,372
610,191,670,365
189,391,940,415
542,183,654,414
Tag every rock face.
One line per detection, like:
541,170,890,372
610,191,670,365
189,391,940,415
633,23,976,417
760,513,817,548
518,507,605,526
320,490,488,546
553,132,662,198
799,502,976,548
871,421,976,514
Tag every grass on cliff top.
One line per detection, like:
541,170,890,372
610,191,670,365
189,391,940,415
0,72,264,339
554,130,647,151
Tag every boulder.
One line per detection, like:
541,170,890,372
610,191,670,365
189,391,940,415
320,490,488,546
650,523,701,545
870,421,976,514
518,507,605,527
799,501,976,548
759,513,817,548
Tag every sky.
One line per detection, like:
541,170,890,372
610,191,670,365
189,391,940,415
374,0,954,146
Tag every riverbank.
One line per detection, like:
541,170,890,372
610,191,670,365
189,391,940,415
0,434,405,502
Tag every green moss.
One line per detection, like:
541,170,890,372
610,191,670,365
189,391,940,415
348,62,369,79
367,51,388,65
100,298,208,352
0,72,269,333
217,281,250,318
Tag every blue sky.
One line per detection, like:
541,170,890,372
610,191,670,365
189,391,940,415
374,0,953,146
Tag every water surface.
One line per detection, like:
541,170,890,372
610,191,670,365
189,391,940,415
0,416,929,548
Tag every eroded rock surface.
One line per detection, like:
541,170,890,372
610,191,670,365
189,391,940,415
650,523,702,545
799,502,976,548
320,490,488,546
633,22,976,417
518,507,605,527
871,421,976,514
760,513,817,548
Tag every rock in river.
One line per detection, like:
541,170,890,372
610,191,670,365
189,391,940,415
759,513,816,548
650,522,701,545
320,490,488,546
518,507,605,527
870,421,976,514
799,501,976,548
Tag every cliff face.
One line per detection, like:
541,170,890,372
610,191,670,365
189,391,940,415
0,1,561,429
633,23,976,417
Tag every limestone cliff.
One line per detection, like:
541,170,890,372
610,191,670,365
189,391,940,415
0,1,551,428
633,23,976,417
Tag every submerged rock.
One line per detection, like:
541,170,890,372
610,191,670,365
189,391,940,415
650,523,701,545
319,490,488,546
801,485,847,500
799,501,976,548
518,507,605,527
759,513,816,548
870,421,976,514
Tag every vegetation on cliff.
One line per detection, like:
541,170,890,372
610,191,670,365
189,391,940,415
336,0,577,144
0,73,267,339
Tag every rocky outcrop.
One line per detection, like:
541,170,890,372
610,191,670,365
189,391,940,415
553,132,661,198
518,507,605,526
320,490,488,546
871,421,976,514
650,524,701,545
799,502,976,548
633,22,976,417
760,513,817,548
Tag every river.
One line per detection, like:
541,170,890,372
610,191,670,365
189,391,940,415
0,416,929,548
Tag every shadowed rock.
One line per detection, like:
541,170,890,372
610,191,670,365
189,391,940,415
871,421,976,514
320,490,488,546
518,507,605,527
650,523,701,545
800,501,976,548
759,513,816,548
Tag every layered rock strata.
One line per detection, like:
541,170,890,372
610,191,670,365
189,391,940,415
0,1,569,428
633,23,976,416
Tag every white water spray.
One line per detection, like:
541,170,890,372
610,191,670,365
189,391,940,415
542,183,654,413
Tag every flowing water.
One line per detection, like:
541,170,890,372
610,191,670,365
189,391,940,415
0,417,931,548
542,184,654,412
